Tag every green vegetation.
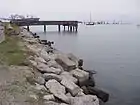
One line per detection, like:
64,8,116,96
0,23,26,65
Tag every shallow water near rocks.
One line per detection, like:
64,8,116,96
30,24,140,105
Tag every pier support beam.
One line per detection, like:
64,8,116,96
64,26,66,31
58,25,61,32
72,26,74,32
70,26,72,32
44,25,46,32
68,26,70,31
27,26,30,31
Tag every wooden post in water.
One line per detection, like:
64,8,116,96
72,26,75,32
27,25,30,31
58,25,61,32
68,26,70,31
44,25,46,32
75,25,78,32
70,26,72,32
64,25,66,31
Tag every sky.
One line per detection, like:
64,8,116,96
0,0,139,22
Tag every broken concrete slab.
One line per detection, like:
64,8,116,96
43,73,62,82
55,54,76,71
61,79,81,96
60,72,77,83
69,95,99,105
45,79,69,103
70,68,89,85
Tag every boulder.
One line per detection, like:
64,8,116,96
61,79,81,96
34,83,47,91
43,73,62,82
29,60,37,67
76,89,85,97
45,79,69,103
67,53,79,66
69,95,99,105
60,72,77,83
43,95,55,101
37,62,61,74
55,54,76,71
34,56,47,64
70,69,89,85
87,86,109,102
47,60,63,70
44,101,60,105
79,71,95,87
36,76,45,85
40,49,51,62
60,103,69,105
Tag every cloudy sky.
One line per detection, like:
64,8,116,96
0,0,139,21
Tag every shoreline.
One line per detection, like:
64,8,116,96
1,23,109,105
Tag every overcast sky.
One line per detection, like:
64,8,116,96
0,0,139,21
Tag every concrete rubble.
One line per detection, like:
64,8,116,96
17,27,109,105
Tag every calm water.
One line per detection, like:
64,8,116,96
30,25,140,105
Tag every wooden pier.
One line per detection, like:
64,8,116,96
12,21,79,32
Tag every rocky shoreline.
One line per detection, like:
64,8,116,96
18,26,109,105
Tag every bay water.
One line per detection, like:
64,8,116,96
30,24,140,105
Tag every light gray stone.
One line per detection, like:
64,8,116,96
43,95,55,101
43,73,62,82
29,60,37,67
67,53,79,66
45,79,69,103
44,101,60,105
47,60,63,70
34,83,47,91
34,56,47,64
60,103,69,105
55,54,76,71
70,68,89,84
36,62,61,74
69,95,99,105
61,79,81,96
60,72,77,83
76,89,85,97
36,76,45,85
40,50,51,62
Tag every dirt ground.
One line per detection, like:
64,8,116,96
0,65,46,105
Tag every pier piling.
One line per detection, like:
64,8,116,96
44,25,46,32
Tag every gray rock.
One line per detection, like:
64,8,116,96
55,54,76,71
43,73,62,82
40,49,51,62
36,76,45,85
60,103,69,105
60,72,78,83
34,83,47,91
61,79,81,96
45,79,69,103
76,89,85,97
44,101,60,105
69,95,99,105
47,60,63,70
87,86,109,102
43,95,55,101
34,56,47,64
67,53,79,66
70,69,89,85
37,62,61,74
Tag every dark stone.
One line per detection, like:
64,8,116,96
78,70,95,87
87,86,109,102
78,59,83,67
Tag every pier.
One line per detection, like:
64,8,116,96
12,21,79,32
